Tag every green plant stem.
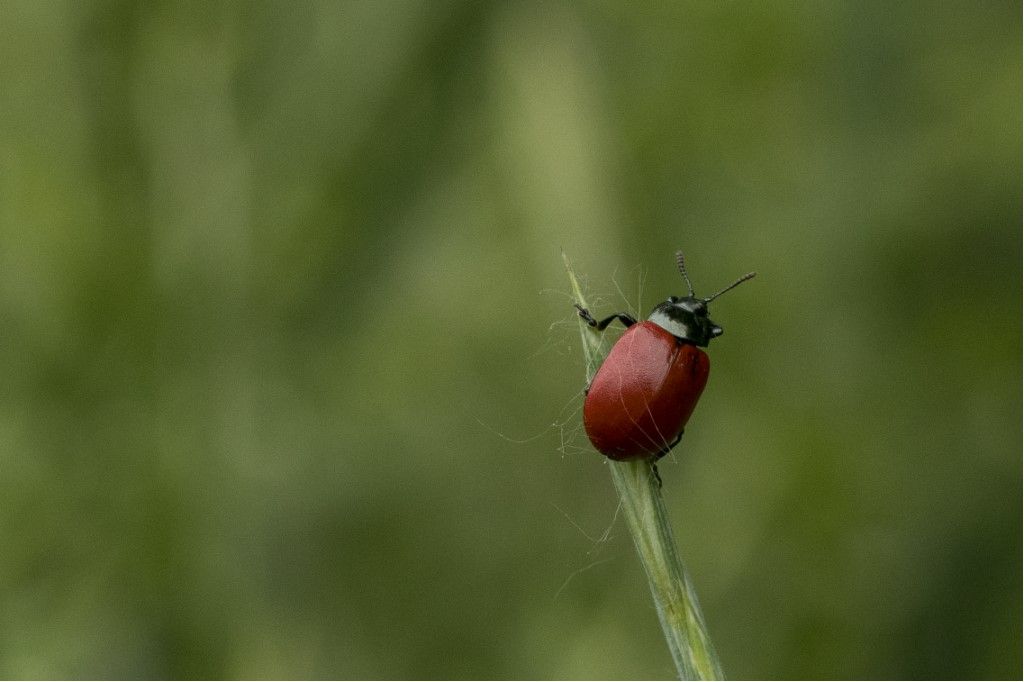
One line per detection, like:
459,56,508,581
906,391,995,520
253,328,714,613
564,252,724,681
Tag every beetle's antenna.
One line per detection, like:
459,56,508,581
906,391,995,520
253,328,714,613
675,251,695,297
704,272,756,302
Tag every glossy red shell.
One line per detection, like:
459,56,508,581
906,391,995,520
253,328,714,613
583,321,710,460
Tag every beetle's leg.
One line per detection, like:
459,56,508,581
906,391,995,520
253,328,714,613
648,432,683,488
654,432,683,459
650,461,663,488
574,304,637,331
575,305,637,394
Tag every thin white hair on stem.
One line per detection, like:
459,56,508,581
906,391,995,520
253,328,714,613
550,502,600,543
551,496,625,600
636,265,647,326
553,557,615,601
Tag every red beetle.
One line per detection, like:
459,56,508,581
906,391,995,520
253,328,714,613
576,251,754,462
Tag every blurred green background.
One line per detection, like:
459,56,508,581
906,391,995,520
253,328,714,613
1,1,1020,679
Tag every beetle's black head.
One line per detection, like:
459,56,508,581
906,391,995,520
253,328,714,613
647,251,755,347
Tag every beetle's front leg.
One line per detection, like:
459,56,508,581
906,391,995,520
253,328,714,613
574,304,637,331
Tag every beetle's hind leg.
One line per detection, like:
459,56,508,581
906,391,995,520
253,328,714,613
649,461,663,488
648,432,683,488
574,304,637,331
656,431,683,459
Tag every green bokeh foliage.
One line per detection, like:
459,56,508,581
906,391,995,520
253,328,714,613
0,1,1019,678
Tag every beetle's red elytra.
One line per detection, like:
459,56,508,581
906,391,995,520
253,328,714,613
576,251,754,461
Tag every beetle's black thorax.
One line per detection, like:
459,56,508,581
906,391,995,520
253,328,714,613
647,296,723,347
